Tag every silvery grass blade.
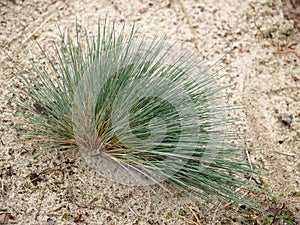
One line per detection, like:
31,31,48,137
8,20,261,209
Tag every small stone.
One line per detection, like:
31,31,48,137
74,213,82,222
279,113,293,127
232,42,240,49
0,214,8,225
138,6,148,13
47,218,55,225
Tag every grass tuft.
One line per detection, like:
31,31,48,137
8,20,261,209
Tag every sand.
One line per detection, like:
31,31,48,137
0,0,299,224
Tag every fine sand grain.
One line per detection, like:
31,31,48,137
0,0,299,224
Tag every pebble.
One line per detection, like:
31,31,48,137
279,113,293,127
47,218,55,225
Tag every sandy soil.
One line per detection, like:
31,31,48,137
0,0,299,224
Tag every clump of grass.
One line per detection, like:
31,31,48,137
9,20,260,208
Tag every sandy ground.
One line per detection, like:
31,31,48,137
0,0,300,224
